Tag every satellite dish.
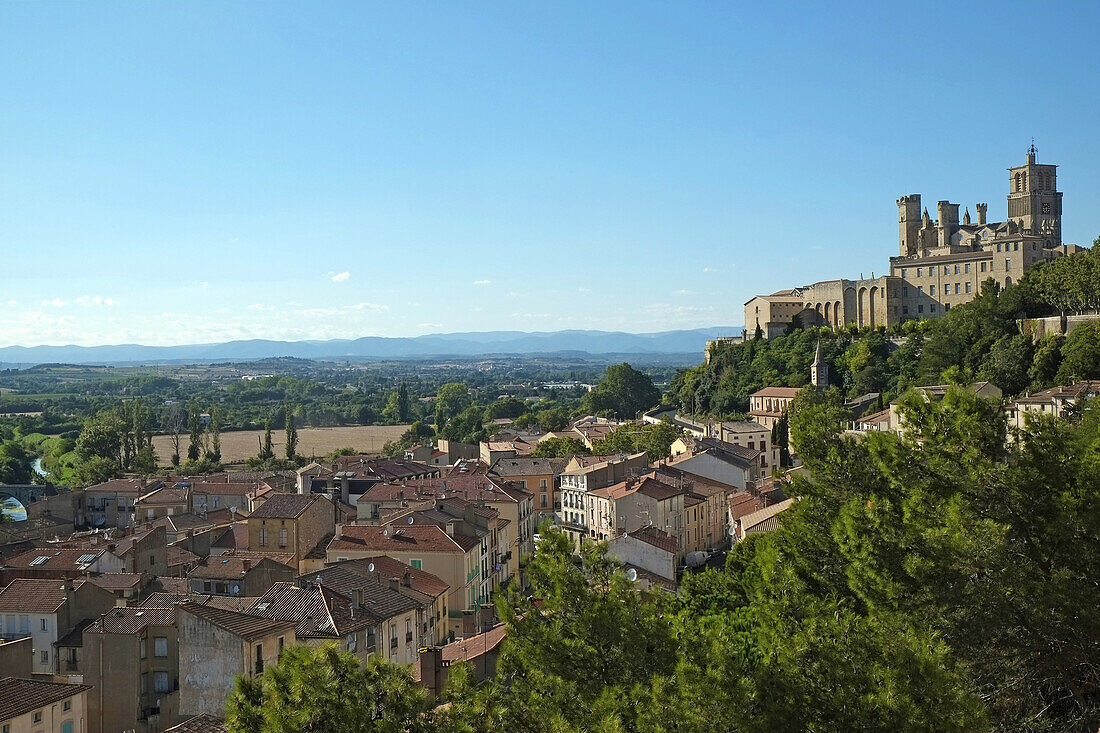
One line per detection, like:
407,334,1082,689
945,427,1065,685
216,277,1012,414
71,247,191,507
626,568,638,582
407,516,414,525
367,563,375,572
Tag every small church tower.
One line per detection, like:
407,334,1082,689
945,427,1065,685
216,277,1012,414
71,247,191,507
811,341,828,388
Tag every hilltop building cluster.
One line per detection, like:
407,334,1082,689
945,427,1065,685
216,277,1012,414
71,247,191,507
743,148,1084,338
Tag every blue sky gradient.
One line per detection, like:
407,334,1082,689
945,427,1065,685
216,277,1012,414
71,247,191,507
2,1,1098,345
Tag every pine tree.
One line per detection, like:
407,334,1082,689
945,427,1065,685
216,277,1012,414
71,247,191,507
259,414,274,461
397,382,410,422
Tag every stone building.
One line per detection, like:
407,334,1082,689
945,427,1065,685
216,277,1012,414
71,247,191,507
745,148,1084,335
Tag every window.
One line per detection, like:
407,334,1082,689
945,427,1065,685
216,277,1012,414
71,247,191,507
40,649,49,664
929,285,935,296
966,282,972,294
917,286,923,295
278,528,288,548
901,268,907,278
19,615,29,633
63,700,71,711
140,674,148,694
154,671,170,693
259,528,267,547
944,266,950,275
254,643,264,675
1014,242,1019,251
955,283,960,294
945,303,951,311
541,495,547,508
916,267,922,277
150,554,155,568
405,618,413,643
278,636,285,655
390,623,398,650
40,618,48,631
539,479,547,490
903,306,909,315
902,286,909,297
954,264,959,274
1006,258,1011,271
518,480,527,490
140,639,147,659
346,633,357,652
965,263,971,273
154,636,168,657
918,305,924,313
33,712,42,723
930,305,937,313
410,559,422,570
981,262,986,272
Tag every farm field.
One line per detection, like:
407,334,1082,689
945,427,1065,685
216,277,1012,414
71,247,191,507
151,424,412,465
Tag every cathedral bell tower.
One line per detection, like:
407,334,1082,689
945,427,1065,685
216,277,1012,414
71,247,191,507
1007,144,1062,247
811,341,828,388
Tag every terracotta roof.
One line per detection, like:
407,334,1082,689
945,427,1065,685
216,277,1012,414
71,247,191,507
169,546,202,569
739,498,795,533
720,420,769,435
0,578,90,612
210,523,249,551
136,487,189,505
139,592,261,612
249,493,325,519
382,473,530,504
3,547,107,570
189,555,289,580
0,677,91,722
627,526,678,554
589,476,682,502
186,482,261,496
88,607,174,635
441,623,507,663
177,602,295,641
248,582,375,637
750,387,803,398
152,514,216,533
488,456,568,477
88,572,147,591
164,713,228,733
85,478,159,494
329,525,478,555
309,556,449,599
648,465,729,497
1010,380,1100,406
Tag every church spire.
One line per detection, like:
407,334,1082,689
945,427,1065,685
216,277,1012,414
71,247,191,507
811,341,827,388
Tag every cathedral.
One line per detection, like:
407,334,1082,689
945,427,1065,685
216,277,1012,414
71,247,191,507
745,147,1084,338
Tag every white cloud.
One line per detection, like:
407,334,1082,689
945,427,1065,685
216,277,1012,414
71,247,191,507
418,322,443,329
76,296,115,307
473,279,491,286
577,287,591,293
673,289,694,296
331,271,350,283
42,298,69,308
247,303,274,311
702,267,715,273
6,300,16,306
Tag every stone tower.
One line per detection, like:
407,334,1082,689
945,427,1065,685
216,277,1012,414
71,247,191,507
897,194,921,256
811,341,827,388
1007,144,1062,247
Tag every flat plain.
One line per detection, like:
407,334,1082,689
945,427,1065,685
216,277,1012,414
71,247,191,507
151,424,412,465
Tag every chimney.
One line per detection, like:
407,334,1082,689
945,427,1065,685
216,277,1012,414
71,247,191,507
402,570,412,587
352,588,364,608
242,559,252,571
388,577,400,591
62,577,73,598
445,522,455,537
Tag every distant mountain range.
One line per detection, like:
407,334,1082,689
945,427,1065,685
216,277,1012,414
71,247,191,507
0,327,744,366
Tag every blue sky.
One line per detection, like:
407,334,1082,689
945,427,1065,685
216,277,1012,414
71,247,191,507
2,1,1098,346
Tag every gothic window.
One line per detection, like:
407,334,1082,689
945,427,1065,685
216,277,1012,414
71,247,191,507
1015,173,1021,192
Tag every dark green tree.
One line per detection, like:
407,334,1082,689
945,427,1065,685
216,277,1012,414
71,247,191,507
284,404,298,460
582,363,660,419
187,404,203,462
226,644,433,733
